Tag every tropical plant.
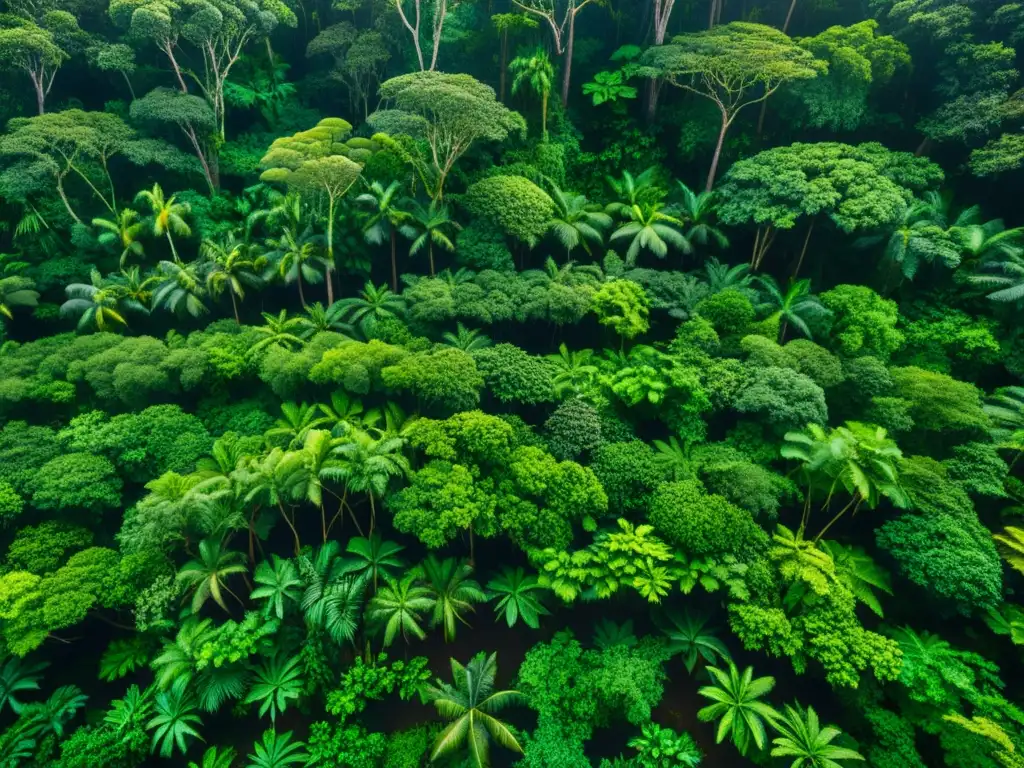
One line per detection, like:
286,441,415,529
366,573,434,647
0,658,46,715
770,704,864,767
677,180,729,249
201,232,265,323
263,225,326,307
152,259,209,317
23,685,88,738
486,567,550,629
325,429,410,534
651,435,693,481
547,343,599,396
697,662,779,756
422,556,487,642
544,180,611,258
994,526,1024,576
328,281,407,336
343,534,405,591
971,251,1024,303
136,183,192,263
754,275,830,341
99,637,153,682
252,310,307,353
628,723,703,767
251,556,302,620
244,655,304,724
704,258,753,294
426,652,523,768
93,208,147,266
356,180,414,291
605,167,665,216
819,540,892,617
509,47,554,138
246,729,309,768
610,203,692,264
407,200,460,275
176,538,248,613
189,746,237,768
147,678,203,758
298,541,368,644
443,323,493,351
658,609,731,673
61,270,146,331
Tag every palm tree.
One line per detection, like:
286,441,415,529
422,557,487,642
677,180,729,250
356,180,413,291
993,526,1024,576
651,435,693,481
189,746,236,768
697,662,779,756
857,198,960,286
610,203,692,265
407,200,460,276
294,302,354,339
116,267,158,307
23,685,88,739
366,573,434,647
201,233,265,324
544,181,611,259
486,567,549,629
244,655,303,724
509,47,554,139
265,401,326,448
657,609,731,674
0,276,39,322
152,260,208,318
298,541,368,645
329,281,406,337
252,311,307,354
135,183,192,263
442,323,493,352
263,225,326,307
325,429,410,535
819,540,892,617
782,421,909,540
754,275,830,342
605,167,666,217
0,657,46,715
176,538,248,613
316,390,367,437
343,534,405,591
147,678,203,758
250,556,302,620
93,208,147,267
246,729,308,768
704,258,753,295
547,343,599,396
770,704,864,767
426,652,524,768
238,448,308,555
970,251,1024,303
61,271,146,332
953,216,1024,267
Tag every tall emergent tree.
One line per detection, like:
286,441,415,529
370,72,526,201
512,0,599,105
642,22,825,191
260,118,364,303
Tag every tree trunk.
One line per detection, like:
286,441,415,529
755,0,796,140
792,216,815,278
32,76,45,115
428,240,435,276
166,232,180,263
326,199,336,305
705,108,729,192
782,0,798,31
163,43,189,93
368,492,377,536
390,229,398,291
561,11,576,106
230,290,240,324
297,270,307,307
542,91,549,139
645,78,661,123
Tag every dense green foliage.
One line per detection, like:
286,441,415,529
0,0,1022,766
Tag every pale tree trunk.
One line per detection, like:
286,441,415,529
429,0,448,70
756,0,796,137
792,216,815,278
561,11,576,105
326,198,336,305
705,106,729,191
394,0,426,70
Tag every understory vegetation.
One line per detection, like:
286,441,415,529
0,0,1023,764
